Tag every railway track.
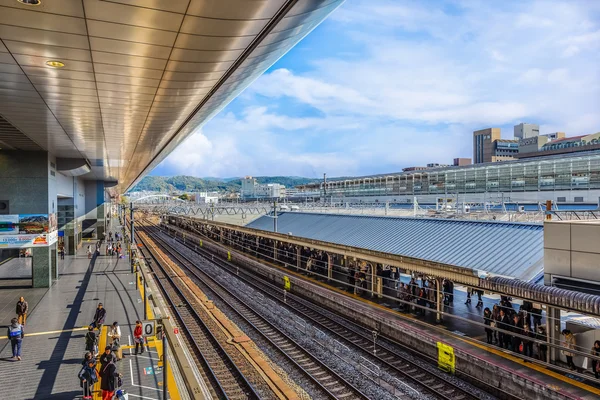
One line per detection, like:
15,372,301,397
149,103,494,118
162,223,485,400
136,229,261,400
141,222,370,400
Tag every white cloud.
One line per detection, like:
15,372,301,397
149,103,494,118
159,0,600,178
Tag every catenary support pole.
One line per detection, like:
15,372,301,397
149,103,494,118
163,334,168,400
130,203,135,273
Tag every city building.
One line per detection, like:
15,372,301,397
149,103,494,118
195,191,219,204
427,163,449,168
542,132,566,141
241,176,258,197
493,139,519,161
518,135,549,154
285,188,321,198
514,123,540,139
402,166,428,172
473,128,501,163
299,151,600,204
517,132,600,159
241,176,285,198
453,158,472,166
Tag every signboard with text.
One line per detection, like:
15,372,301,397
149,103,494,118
0,213,58,248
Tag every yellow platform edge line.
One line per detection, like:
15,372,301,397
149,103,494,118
0,326,88,340
137,255,180,400
210,235,600,397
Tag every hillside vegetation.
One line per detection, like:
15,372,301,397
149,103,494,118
131,175,319,192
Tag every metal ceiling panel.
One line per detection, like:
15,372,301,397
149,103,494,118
106,0,189,14
0,0,344,190
0,0,84,18
83,0,183,31
86,20,177,46
3,40,92,62
186,0,286,20
174,34,255,51
0,25,90,49
89,37,172,59
0,7,87,35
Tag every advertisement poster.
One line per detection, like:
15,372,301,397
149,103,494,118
49,213,57,233
0,215,19,234
0,232,57,248
19,214,49,234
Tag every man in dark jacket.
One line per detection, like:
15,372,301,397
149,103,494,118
7,317,24,360
92,303,106,332
16,296,28,326
99,346,117,371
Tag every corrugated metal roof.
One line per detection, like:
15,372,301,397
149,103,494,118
246,212,544,280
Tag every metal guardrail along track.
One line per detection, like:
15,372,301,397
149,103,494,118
136,227,260,400
143,222,370,400
164,223,485,400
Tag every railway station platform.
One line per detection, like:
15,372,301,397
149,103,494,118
0,221,178,400
164,220,600,400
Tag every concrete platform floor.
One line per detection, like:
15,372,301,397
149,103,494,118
0,231,169,399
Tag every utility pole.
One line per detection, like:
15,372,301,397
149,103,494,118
273,199,278,233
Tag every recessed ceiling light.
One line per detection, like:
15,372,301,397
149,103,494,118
46,60,65,68
18,0,41,5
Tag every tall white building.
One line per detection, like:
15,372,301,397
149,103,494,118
514,123,540,139
240,176,285,198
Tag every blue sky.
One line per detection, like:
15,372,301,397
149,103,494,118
153,0,600,179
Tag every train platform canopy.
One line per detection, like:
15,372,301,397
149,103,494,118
246,212,544,281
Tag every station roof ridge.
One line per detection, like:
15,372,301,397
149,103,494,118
247,212,544,281
278,211,544,228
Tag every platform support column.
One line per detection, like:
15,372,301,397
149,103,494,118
436,277,443,323
546,306,560,364
327,254,332,282
273,240,278,262
31,246,52,288
297,246,301,271
370,262,375,298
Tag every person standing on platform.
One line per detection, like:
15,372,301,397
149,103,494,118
100,358,119,400
7,317,24,360
16,296,28,326
109,322,122,360
483,307,493,344
134,320,145,355
79,358,98,400
99,346,117,371
85,326,97,356
562,329,576,370
92,303,106,332
87,245,92,259
591,340,600,379
537,326,548,362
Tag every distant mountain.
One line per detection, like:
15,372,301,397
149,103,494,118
131,175,319,193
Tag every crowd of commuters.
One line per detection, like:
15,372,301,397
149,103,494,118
78,302,142,399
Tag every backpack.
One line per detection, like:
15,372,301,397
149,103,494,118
9,325,22,338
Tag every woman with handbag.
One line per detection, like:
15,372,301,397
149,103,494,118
134,320,145,355
100,359,119,400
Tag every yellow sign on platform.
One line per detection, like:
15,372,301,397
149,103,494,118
437,342,455,373
283,276,291,291
227,251,231,261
